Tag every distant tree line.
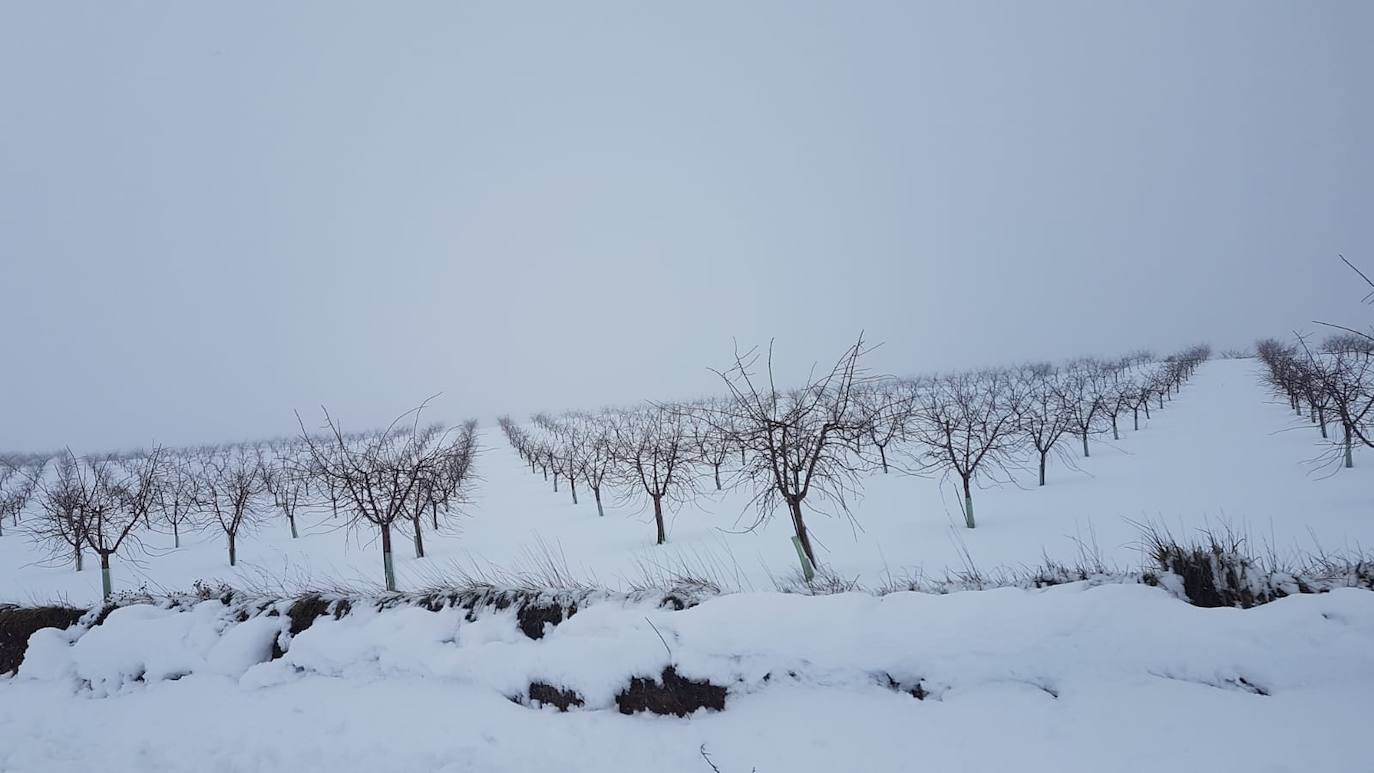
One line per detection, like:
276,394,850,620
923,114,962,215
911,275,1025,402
0,410,479,598
1256,256,1374,471
500,340,1210,574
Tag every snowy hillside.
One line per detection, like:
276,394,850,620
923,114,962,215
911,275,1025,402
3,358,1371,605
2,357,1373,772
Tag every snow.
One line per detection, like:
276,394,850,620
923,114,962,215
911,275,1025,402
3,584,1373,771
2,358,1373,771
17,602,281,695
3,359,1370,604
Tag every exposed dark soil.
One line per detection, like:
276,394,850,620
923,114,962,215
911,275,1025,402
615,666,727,716
516,600,577,640
527,681,585,711
0,605,84,675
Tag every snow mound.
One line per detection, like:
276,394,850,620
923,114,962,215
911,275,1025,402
19,601,282,696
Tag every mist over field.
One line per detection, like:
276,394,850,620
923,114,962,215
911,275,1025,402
2,4,1373,773
2,2,1371,452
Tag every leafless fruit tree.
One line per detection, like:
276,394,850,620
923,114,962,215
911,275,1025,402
155,455,200,548
907,370,1022,529
1012,364,1075,486
854,379,915,475
33,456,90,571
612,404,695,546
571,413,620,516
197,446,269,568
299,404,468,591
30,449,163,599
0,456,46,538
708,336,874,568
1056,360,1108,458
263,450,309,540
685,400,736,490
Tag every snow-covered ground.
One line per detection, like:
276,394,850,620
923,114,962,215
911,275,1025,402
3,584,1373,772
3,359,1371,604
3,358,1374,772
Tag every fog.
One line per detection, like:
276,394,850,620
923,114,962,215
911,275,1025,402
2,1,1370,451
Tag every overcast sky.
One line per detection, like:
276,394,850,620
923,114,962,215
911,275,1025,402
2,1,1371,451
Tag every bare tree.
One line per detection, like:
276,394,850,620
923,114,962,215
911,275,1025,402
1100,362,1135,441
33,455,89,572
0,457,45,538
428,419,479,528
855,379,914,475
498,416,538,475
908,369,1022,529
399,424,472,560
197,446,269,568
1312,335,1374,468
612,404,695,546
685,401,736,490
1013,364,1075,486
542,414,587,505
0,465,15,540
299,404,461,591
1130,368,1157,429
709,336,873,568
35,450,164,599
263,451,308,540
576,413,619,517
155,455,200,549
1057,361,1108,458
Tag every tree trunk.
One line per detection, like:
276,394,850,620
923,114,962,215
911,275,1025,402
878,445,889,474
74,545,84,572
173,521,180,549
288,514,298,539
1038,450,1048,486
553,472,559,492
1318,408,1328,439
788,497,818,567
652,496,666,545
594,486,604,517
1143,400,1151,419
381,524,396,592
100,553,112,601
1111,415,1119,440
1344,424,1354,469
713,464,722,490
569,476,578,504
412,513,425,559
228,532,237,567
1133,407,1139,431
1081,432,1090,458
961,476,975,529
